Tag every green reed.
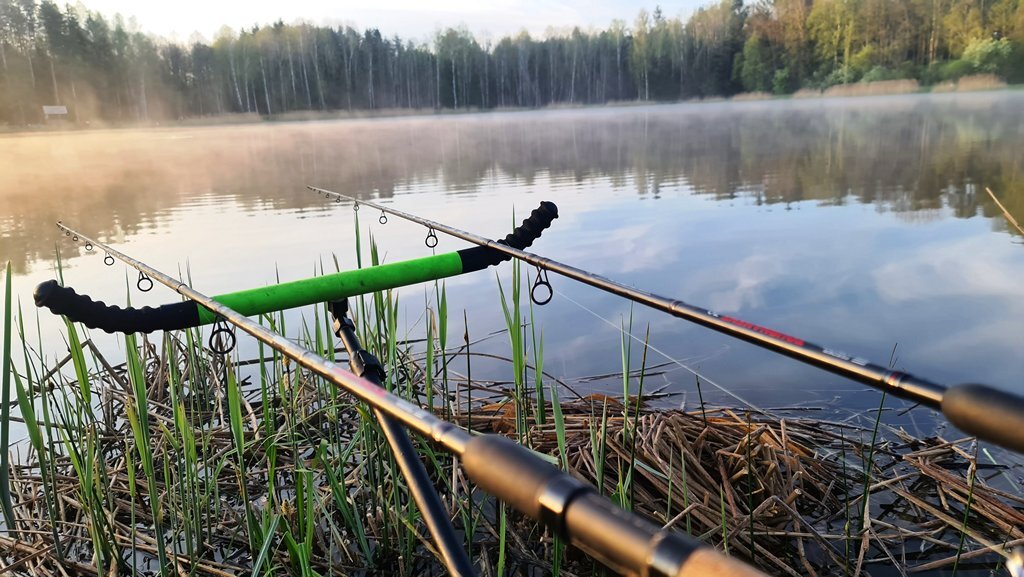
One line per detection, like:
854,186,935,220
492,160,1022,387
529,288,546,426
15,301,64,560
1,262,15,534
125,328,172,576
496,258,528,443
952,447,979,576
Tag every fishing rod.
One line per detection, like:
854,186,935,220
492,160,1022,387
36,204,557,333
39,224,766,577
35,207,558,575
307,186,1024,455
36,208,550,575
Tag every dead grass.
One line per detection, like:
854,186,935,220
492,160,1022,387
793,88,824,99
824,80,920,98
954,74,1007,92
731,92,774,102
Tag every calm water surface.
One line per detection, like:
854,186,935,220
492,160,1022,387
3,91,1024,439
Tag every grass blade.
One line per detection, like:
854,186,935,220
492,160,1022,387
0,262,16,533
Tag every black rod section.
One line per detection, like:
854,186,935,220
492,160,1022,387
309,186,1024,454
329,299,474,577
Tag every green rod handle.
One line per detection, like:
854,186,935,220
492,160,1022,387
197,252,463,324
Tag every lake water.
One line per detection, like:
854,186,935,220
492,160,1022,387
3,91,1024,439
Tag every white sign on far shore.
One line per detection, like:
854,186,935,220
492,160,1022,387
42,105,68,116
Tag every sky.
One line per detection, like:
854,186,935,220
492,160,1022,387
78,0,707,44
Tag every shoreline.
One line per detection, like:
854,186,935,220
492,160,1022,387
2,79,1019,137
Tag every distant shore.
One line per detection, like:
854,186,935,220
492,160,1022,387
2,76,1018,136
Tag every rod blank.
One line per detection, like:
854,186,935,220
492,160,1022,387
308,186,1024,454
330,299,474,577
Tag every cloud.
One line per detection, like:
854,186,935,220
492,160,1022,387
701,253,787,312
872,236,1023,302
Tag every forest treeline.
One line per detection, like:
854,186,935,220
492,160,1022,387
1,0,1023,126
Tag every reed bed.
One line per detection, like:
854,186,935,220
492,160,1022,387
2,240,1021,576
823,79,920,97
951,75,1008,92
2,326,1020,576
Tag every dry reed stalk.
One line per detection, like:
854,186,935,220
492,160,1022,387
985,187,1024,236
456,397,1023,575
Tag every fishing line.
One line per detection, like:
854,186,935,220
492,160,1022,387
549,283,769,415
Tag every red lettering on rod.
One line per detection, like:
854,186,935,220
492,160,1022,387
720,316,806,347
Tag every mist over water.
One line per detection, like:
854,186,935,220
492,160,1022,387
3,92,1023,429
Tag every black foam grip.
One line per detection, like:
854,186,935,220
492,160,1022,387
33,279,200,334
942,383,1024,454
458,201,559,273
